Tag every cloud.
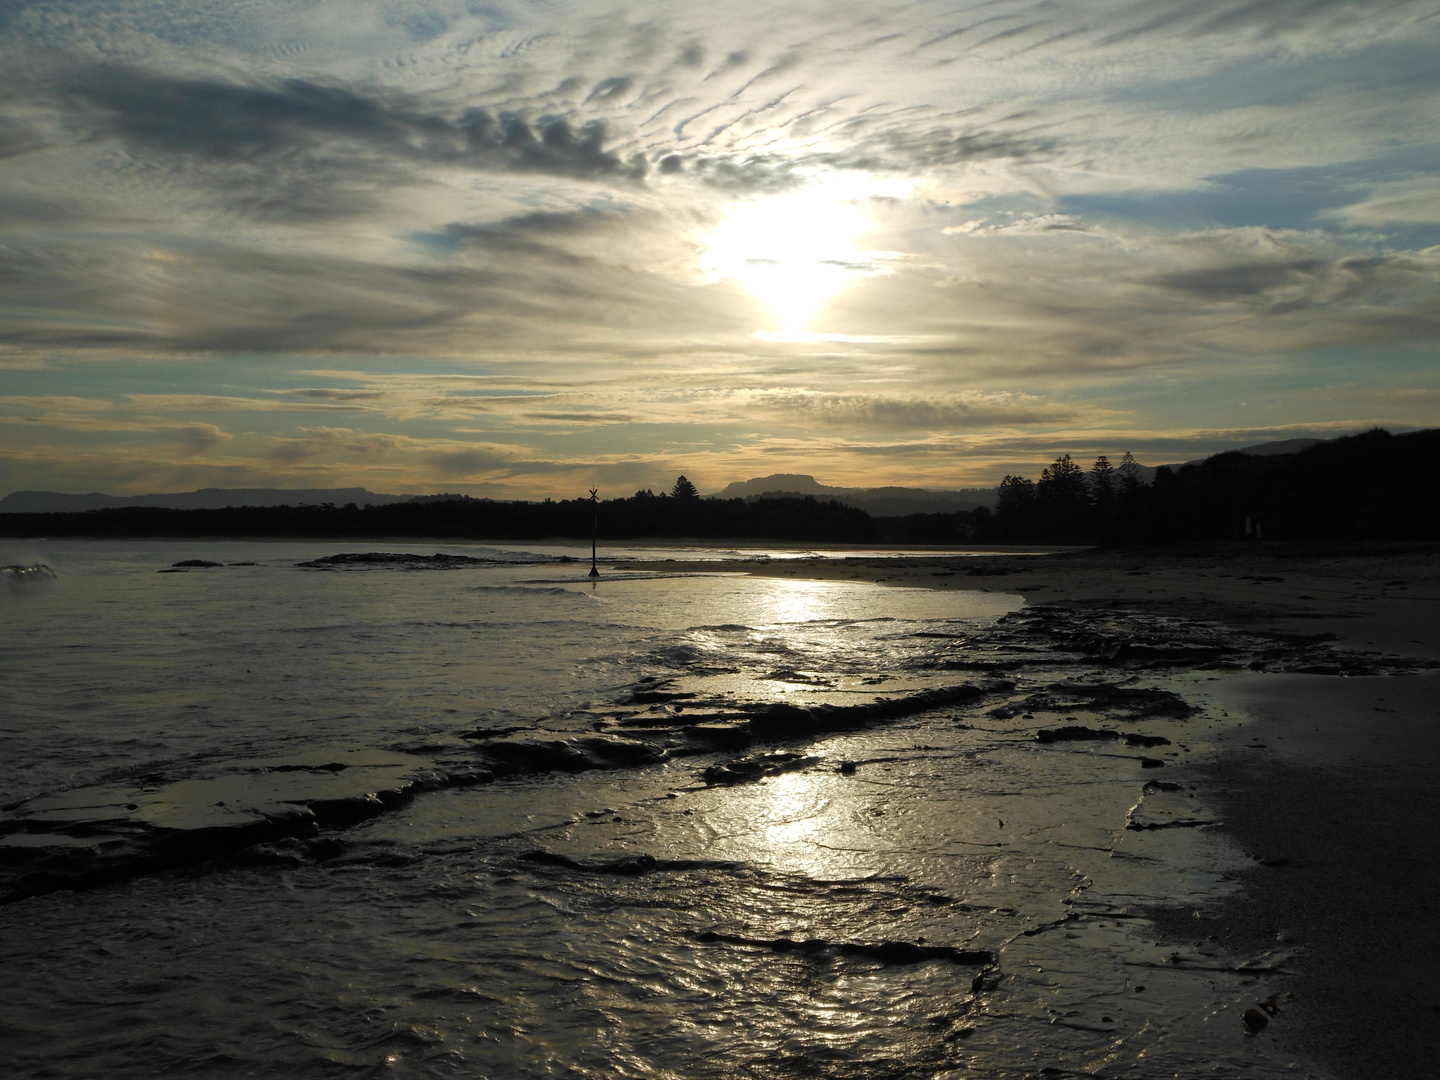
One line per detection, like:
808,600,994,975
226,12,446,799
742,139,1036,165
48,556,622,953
437,206,630,259
263,426,401,464
943,213,1087,236
1321,177,1440,227
0,115,44,159
279,389,387,405
427,445,528,476
56,66,649,219
1149,231,1440,317
753,390,1099,430
1098,0,1426,46
0,396,233,452
0,1,1435,499
176,422,230,453
521,411,637,424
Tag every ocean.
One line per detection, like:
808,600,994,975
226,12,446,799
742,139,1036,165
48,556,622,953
1,540,1315,1078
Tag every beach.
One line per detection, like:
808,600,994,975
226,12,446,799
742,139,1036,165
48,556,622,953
636,543,1440,1076
2,539,1436,1078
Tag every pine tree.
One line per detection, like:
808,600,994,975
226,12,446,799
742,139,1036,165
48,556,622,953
1117,451,1145,492
1089,456,1116,503
670,475,699,499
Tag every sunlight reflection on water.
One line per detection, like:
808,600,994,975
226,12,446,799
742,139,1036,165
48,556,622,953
0,540,1301,1079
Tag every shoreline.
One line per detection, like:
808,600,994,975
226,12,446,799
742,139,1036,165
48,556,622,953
633,544,1440,1075
1151,671,1440,1078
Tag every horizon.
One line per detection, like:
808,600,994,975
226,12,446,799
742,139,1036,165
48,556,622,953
3,427,1405,506
2,2,1438,498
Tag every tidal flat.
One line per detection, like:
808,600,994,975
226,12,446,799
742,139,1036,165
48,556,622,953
1,540,1436,1078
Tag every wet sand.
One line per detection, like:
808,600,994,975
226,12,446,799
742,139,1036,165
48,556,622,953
1162,671,1440,1079
633,543,1440,1076
633,543,1440,660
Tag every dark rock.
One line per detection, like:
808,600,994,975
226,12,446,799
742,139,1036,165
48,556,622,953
570,736,665,766
296,552,493,569
995,682,1199,721
684,723,753,750
1124,733,1172,748
621,688,697,706
702,752,812,786
443,767,495,787
1243,1008,1269,1034
744,682,1007,741
478,735,665,776
1035,725,1120,744
305,793,387,829
519,850,738,876
694,929,996,968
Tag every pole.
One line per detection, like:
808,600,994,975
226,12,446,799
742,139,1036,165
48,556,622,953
588,488,599,577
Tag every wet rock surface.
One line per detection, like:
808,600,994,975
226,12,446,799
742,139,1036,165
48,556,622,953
6,543,1438,1079
2,592,1422,907
0,751,437,901
297,551,509,569
975,602,1434,677
1034,725,1121,744
694,929,998,969
1124,781,1216,831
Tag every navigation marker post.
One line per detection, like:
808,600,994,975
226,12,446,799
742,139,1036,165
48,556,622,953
588,488,600,577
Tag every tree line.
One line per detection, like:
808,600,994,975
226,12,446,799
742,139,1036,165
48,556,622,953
986,427,1439,543
1,429,1434,545
0,480,876,543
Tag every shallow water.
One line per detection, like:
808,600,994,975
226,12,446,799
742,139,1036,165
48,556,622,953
0,541,1320,1077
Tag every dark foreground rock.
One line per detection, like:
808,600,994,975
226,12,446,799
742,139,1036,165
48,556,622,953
694,929,997,970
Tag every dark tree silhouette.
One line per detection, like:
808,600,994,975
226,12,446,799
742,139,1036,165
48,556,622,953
1035,454,1090,540
994,474,1036,538
670,475,699,499
1089,456,1115,503
1117,450,1144,493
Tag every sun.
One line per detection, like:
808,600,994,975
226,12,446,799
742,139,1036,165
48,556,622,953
702,176,885,333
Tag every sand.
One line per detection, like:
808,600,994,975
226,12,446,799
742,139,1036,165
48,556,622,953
632,542,1440,1076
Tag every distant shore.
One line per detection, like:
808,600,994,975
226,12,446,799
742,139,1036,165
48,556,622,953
634,542,1440,1076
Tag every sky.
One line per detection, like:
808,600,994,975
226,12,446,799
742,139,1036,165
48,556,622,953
1,0,1437,499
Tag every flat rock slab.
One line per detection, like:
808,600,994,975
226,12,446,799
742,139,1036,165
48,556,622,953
0,748,435,899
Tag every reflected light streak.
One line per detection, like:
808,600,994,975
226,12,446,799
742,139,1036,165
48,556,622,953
761,578,830,624
763,771,828,847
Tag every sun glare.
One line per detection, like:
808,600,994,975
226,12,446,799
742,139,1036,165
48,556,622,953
703,176,893,332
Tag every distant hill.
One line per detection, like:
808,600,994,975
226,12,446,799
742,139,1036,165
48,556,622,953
1170,437,1323,469
0,487,412,514
1234,437,1323,457
989,427,1439,543
712,474,995,516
